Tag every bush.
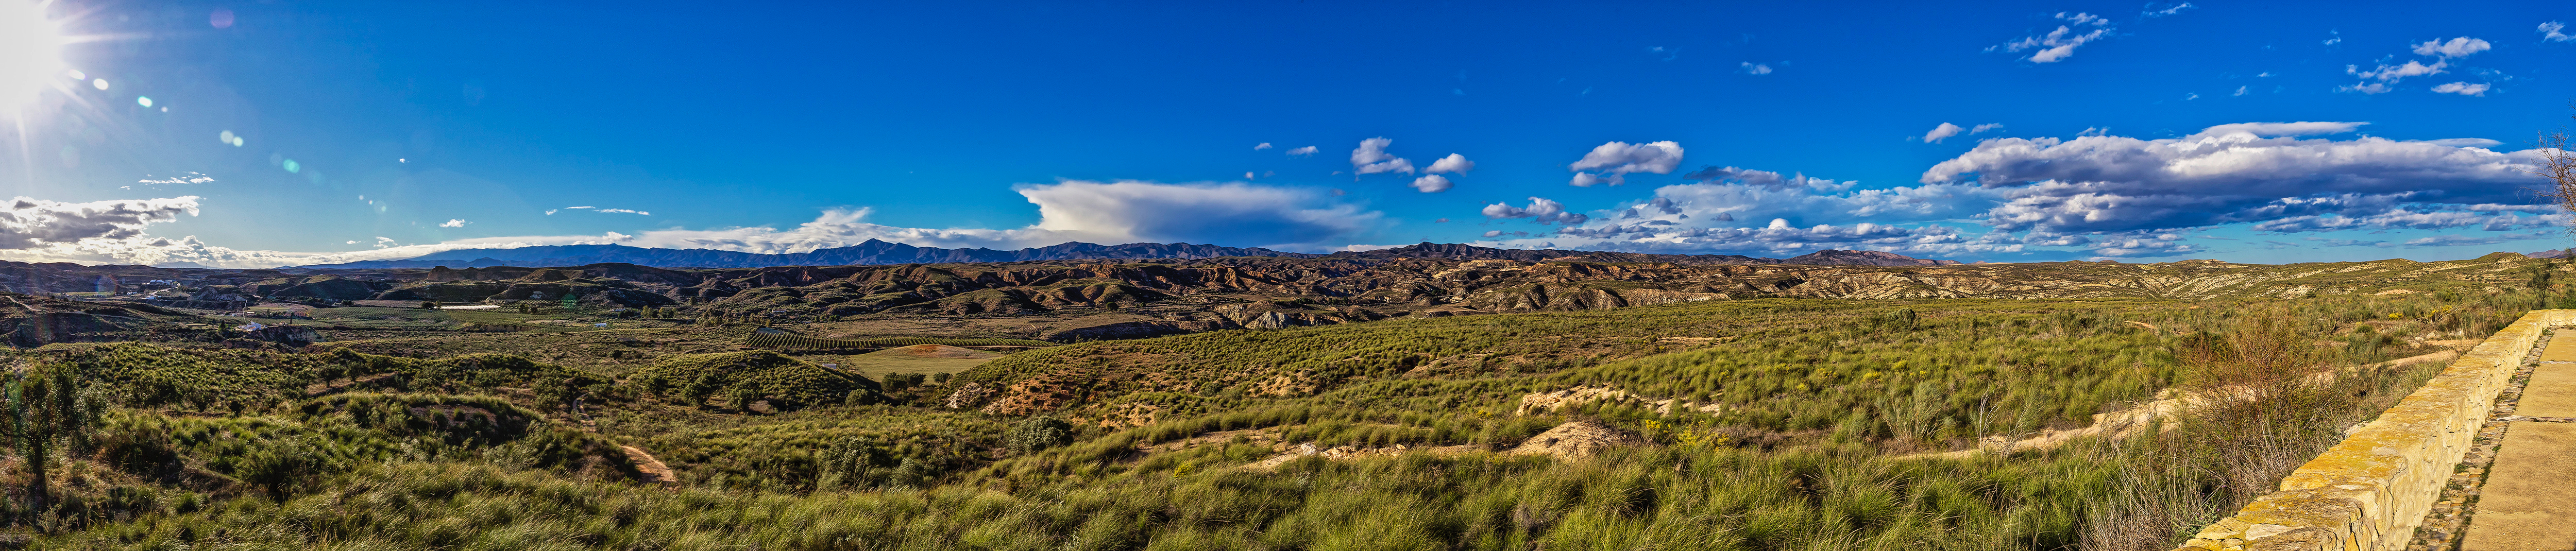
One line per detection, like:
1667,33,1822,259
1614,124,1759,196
630,350,881,410
1006,416,1075,455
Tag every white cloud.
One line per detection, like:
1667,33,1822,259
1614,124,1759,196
2003,12,2114,63
2250,202,2567,233
1739,62,1773,75
0,196,201,249
1482,197,1587,225
2141,3,2194,18
1569,173,1608,187
2404,233,2548,247
1921,123,1966,143
1491,122,2557,259
2232,85,2248,96
1970,123,2005,134
2545,21,2573,42
439,219,468,228
1567,141,1683,186
0,180,1386,267
136,172,215,185
2432,81,2490,96
1285,146,1318,157
555,205,652,215
2410,37,2491,58
1410,175,1453,193
1349,137,1414,175
2342,39,2496,95
2351,60,2447,83
1424,153,1475,174
1253,143,1273,150
1920,122,2542,233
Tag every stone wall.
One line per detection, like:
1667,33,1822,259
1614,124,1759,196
2172,309,2574,551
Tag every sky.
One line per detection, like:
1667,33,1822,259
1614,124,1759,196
0,1,2572,268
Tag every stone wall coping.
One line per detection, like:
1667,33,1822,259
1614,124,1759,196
2172,309,2571,551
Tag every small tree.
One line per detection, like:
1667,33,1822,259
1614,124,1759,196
2536,107,2576,249
6,367,104,508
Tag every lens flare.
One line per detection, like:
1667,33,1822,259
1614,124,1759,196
0,0,67,112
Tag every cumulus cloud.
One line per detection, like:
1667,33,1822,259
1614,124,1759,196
1971,123,2005,134
1485,120,2558,260
2342,38,2494,94
1920,122,2543,233
1482,197,1588,225
1921,123,1966,143
1253,143,1273,150
1424,153,1475,174
2250,202,2568,234
0,181,1386,268
2411,37,2492,58
1477,164,2020,256
439,219,468,228
1532,217,1999,257
2546,21,2573,42
1739,62,1773,75
1567,141,1683,186
1410,175,1453,193
2003,12,2114,63
2351,60,2448,83
1350,137,1414,175
1285,146,1317,157
2432,82,2490,96
0,196,201,249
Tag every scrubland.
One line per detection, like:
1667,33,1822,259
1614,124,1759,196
0,282,2541,550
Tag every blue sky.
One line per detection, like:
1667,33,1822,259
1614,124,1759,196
0,1,2572,267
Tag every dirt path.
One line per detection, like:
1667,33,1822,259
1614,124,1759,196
621,445,679,486
2450,333,2576,550
1897,349,2466,460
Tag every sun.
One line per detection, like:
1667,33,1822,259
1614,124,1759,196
0,0,67,113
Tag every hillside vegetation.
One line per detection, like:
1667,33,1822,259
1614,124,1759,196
0,252,2564,549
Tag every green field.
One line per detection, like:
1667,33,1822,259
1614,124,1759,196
805,344,1009,380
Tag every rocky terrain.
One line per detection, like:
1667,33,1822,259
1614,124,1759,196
0,243,2552,343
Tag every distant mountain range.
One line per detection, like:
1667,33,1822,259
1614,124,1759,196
293,240,1959,269
1324,243,1962,266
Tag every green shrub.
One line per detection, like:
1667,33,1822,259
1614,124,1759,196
631,350,880,410
1006,416,1075,455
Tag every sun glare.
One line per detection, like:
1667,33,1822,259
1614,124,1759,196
0,0,67,113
